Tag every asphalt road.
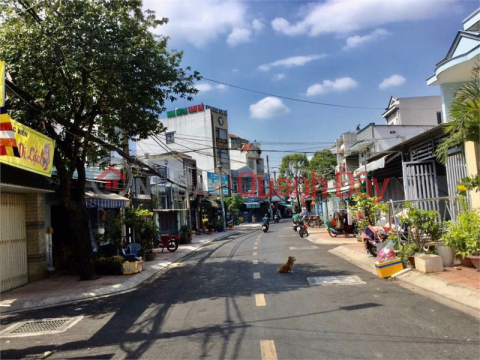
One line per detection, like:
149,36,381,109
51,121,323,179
1,222,479,359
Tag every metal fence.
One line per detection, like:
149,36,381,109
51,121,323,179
387,196,464,246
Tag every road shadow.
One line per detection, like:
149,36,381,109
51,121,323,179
2,235,479,359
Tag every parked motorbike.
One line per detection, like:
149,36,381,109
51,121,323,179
262,222,269,233
298,222,309,238
274,214,280,223
326,219,359,238
361,226,388,256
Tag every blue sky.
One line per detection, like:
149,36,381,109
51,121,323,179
143,0,479,170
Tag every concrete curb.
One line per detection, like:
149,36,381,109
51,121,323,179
1,227,258,314
329,245,480,313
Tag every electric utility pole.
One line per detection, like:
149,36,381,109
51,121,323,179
267,155,273,219
217,161,227,231
184,161,191,228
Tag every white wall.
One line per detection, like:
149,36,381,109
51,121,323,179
137,109,216,187
440,81,468,122
398,96,442,126
373,125,434,153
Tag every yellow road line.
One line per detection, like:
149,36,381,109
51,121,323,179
254,246,258,250
254,272,261,279
253,260,258,264
253,252,257,256
260,340,277,360
255,294,266,306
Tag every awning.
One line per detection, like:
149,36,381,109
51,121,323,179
201,199,219,208
85,191,130,209
355,155,388,175
278,202,294,209
246,202,260,209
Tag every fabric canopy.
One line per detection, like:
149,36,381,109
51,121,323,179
246,202,260,209
201,199,219,208
355,155,388,175
85,191,129,209
278,202,294,209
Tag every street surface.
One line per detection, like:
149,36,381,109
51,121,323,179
1,222,479,359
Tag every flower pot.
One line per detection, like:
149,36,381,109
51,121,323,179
466,255,480,270
459,255,475,268
145,252,156,261
436,244,455,267
408,256,416,268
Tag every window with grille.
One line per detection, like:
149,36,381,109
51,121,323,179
217,149,229,169
166,132,175,144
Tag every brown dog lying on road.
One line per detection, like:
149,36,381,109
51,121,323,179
277,256,296,273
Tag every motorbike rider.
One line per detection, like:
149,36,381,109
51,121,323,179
262,213,270,230
292,211,300,223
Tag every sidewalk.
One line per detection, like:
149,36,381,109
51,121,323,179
0,223,260,314
306,226,359,245
329,243,480,315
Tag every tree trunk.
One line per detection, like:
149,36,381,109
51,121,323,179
66,197,95,280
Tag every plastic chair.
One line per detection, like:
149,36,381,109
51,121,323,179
127,243,141,257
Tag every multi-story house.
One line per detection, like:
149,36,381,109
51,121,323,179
137,104,231,199
382,95,442,126
427,7,480,209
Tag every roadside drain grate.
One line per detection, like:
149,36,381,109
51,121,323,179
307,275,366,286
0,317,83,337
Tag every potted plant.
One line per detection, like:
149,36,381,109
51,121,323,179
179,225,192,244
215,221,224,232
124,206,159,261
207,222,214,233
442,186,480,268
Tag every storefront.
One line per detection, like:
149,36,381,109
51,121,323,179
0,101,55,292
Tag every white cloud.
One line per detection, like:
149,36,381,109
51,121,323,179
143,0,247,48
273,74,286,81
271,0,459,37
379,75,406,89
196,83,213,92
343,28,390,50
195,83,227,92
252,19,264,32
250,97,290,119
306,77,359,96
259,54,326,72
227,28,252,47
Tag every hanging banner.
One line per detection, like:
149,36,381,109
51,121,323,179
207,172,228,195
0,116,55,176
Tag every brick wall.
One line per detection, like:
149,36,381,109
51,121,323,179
25,193,47,282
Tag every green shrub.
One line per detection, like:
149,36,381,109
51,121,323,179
443,210,480,259
238,216,244,224
94,256,124,275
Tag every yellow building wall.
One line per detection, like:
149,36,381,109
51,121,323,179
465,141,480,209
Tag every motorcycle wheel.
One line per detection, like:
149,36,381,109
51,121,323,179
167,240,178,252
328,229,338,238
367,244,377,257
299,229,304,238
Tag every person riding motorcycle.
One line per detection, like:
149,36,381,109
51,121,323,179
262,213,270,231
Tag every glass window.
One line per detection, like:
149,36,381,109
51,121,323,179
166,132,175,144
247,158,255,170
436,112,442,125
215,127,227,140
217,149,230,169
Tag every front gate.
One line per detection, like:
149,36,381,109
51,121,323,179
0,193,28,292
402,160,439,211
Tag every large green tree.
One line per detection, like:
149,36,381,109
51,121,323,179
308,149,336,179
1,0,199,279
279,153,309,211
